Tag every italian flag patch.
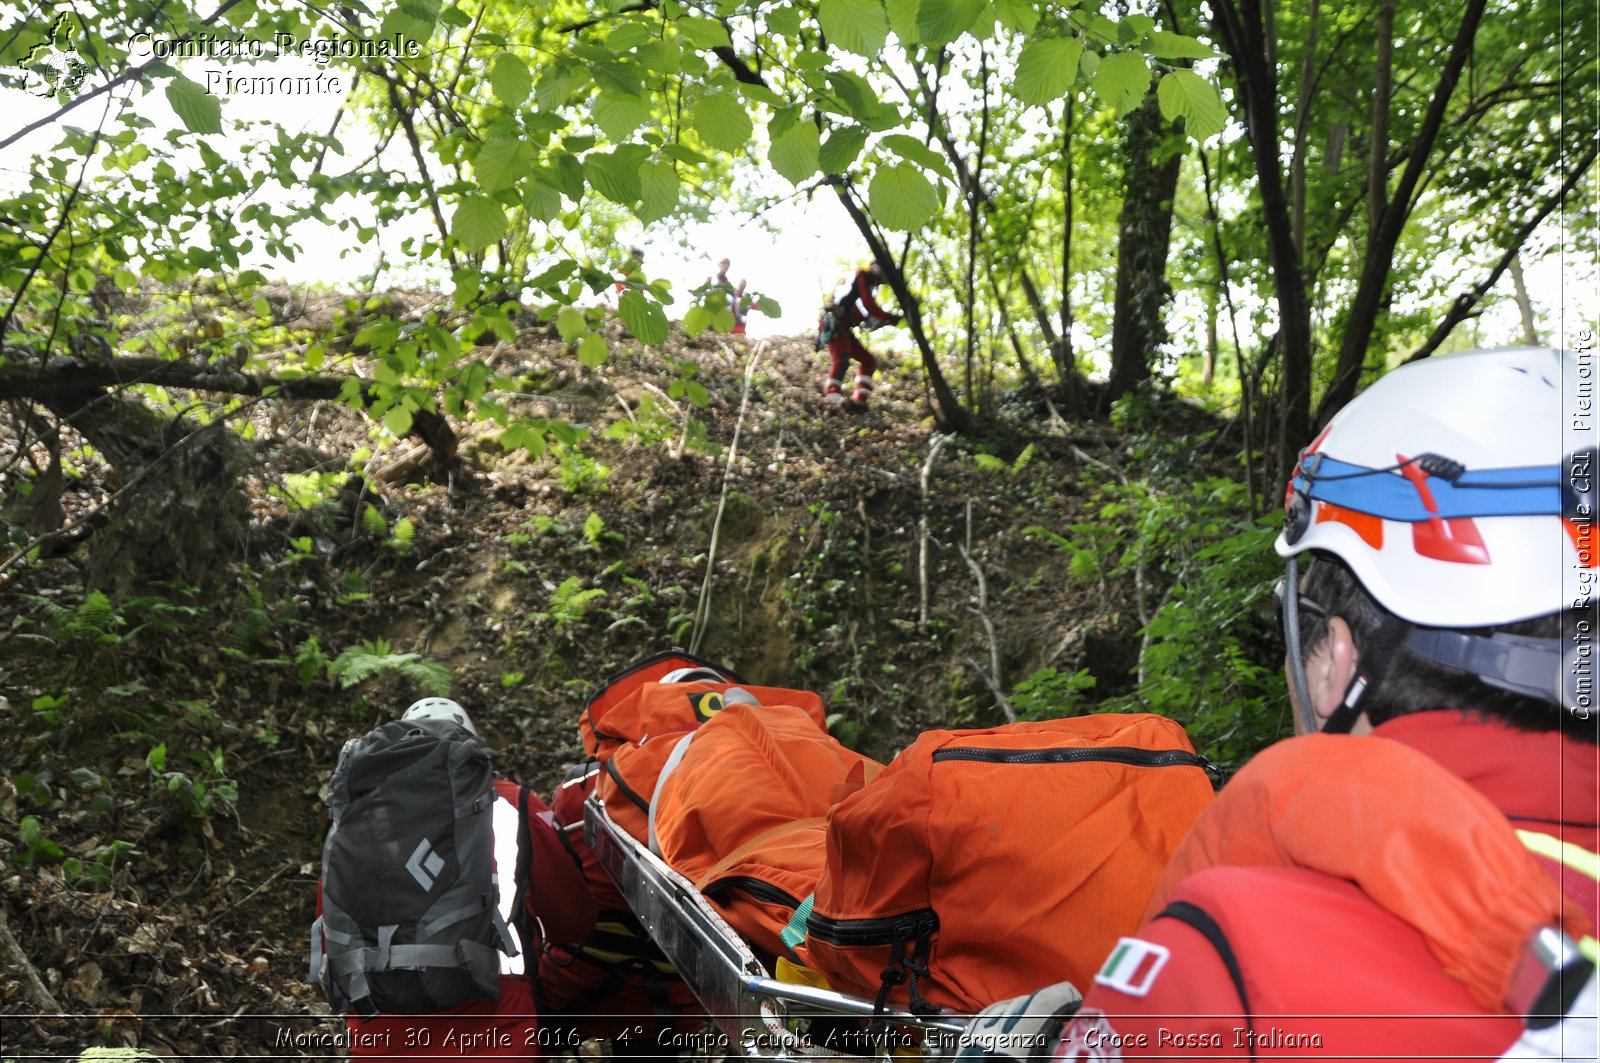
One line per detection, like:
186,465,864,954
1093,937,1169,998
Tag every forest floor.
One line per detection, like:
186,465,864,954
0,293,1246,1059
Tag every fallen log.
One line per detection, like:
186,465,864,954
0,355,457,464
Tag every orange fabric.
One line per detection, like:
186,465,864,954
586,678,829,846
1148,733,1594,1011
652,703,883,959
805,714,1215,1012
583,679,827,757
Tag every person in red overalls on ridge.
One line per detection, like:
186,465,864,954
816,264,900,405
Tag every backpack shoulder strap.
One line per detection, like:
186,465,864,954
1153,900,1257,1062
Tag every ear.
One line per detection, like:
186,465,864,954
1308,616,1362,724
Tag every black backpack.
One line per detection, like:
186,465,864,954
309,718,519,1017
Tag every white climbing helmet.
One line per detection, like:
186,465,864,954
1275,346,1591,628
660,666,727,684
401,697,477,735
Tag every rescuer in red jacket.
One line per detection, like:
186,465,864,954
956,347,1598,1061
816,265,900,405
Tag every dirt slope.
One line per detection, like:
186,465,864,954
0,311,1150,1058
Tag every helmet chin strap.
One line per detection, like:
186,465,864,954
1284,555,1380,736
1283,557,1322,734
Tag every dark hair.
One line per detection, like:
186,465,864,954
1299,554,1596,743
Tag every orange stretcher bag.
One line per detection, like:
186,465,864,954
651,702,883,961
798,714,1216,1013
581,652,829,845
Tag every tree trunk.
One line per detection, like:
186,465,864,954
1107,91,1185,406
1209,0,1315,466
1203,284,1219,389
38,391,251,596
1510,254,1540,346
1058,95,1079,401
830,180,974,434
1316,0,1489,425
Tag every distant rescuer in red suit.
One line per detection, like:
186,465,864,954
816,264,900,405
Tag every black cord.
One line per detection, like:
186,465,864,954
1302,452,1559,489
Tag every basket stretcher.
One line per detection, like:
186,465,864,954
583,793,970,1060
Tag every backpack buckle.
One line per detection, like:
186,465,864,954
1507,926,1594,1028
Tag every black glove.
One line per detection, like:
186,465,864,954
951,982,1082,1062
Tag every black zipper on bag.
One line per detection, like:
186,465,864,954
702,876,802,910
602,757,650,812
806,907,939,947
932,744,1215,770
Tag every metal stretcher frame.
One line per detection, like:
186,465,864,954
584,795,971,1060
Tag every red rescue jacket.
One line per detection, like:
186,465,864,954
1057,712,1598,1061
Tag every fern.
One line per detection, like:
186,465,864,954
546,576,605,627
328,638,452,696
361,503,388,538
389,517,416,551
78,590,116,632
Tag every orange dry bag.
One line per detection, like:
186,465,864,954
800,714,1216,1013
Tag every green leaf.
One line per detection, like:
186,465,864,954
637,160,680,223
618,290,670,345
1014,36,1084,106
820,126,868,172
450,195,509,250
536,62,584,109
1084,14,1118,45
768,4,802,35
886,0,919,41
607,21,653,50
769,119,821,184
592,58,643,97
165,77,223,135
552,153,587,200
1149,29,1218,59
475,136,531,194
525,182,564,221
879,133,952,179
677,15,733,47
584,150,644,204
869,163,938,231
993,0,1039,33
1120,13,1155,41
489,53,533,107
1093,50,1149,116
819,0,888,55
683,304,712,334
578,334,609,367
593,92,651,140
1156,68,1226,140
555,307,587,341
916,0,984,45
384,406,414,436
691,91,753,152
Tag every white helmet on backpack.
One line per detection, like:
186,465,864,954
402,697,477,735
661,666,727,684
1275,347,1591,628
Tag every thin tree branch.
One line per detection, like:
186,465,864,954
1405,142,1598,363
